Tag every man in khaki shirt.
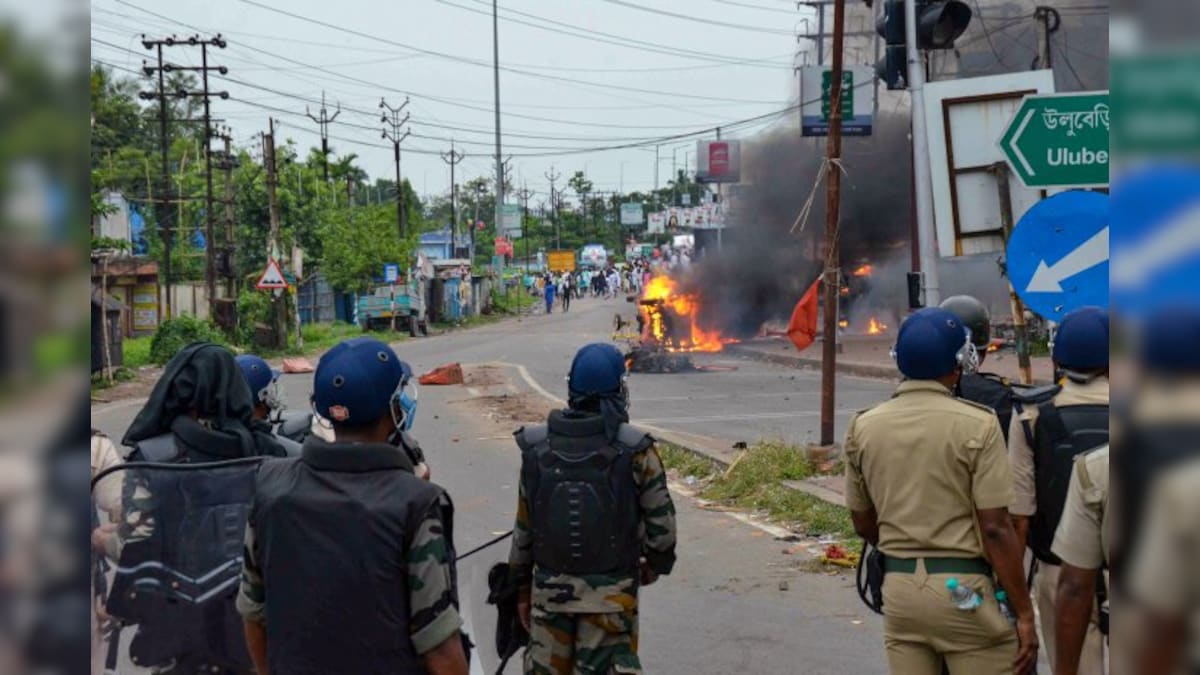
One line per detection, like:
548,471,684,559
846,308,1037,675
1007,307,1109,674
1051,445,1109,675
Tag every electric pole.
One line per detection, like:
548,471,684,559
492,0,505,270
214,126,238,300
515,183,534,317
380,96,411,239
905,0,941,307
263,118,286,349
440,141,465,256
544,166,561,249
306,91,340,184
818,0,847,448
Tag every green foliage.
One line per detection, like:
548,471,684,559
657,442,720,480
122,336,153,369
149,315,227,365
299,321,399,353
233,289,273,346
319,204,413,293
91,235,130,252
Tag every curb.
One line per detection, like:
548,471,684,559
725,343,898,381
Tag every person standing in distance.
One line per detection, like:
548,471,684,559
508,343,677,675
237,337,468,675
845,308,1037,674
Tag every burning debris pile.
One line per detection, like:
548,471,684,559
625,275,738,373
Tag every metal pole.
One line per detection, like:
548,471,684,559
156,43,172,320
819,0,847,448
201,43,217,314
993,162,1034,385
492,0,504,269
905,0,941,306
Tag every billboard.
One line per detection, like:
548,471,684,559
547,249,576,272
499,203,522,237
620,202,644,226
695,140,741,183
800,65,875,137
647,212,665,234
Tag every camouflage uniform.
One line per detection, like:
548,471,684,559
236,492,463,656
509,441,677,675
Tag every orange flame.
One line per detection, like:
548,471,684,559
852,264,873,277
866,317,887,335
639,276,734,353
838,319,849,329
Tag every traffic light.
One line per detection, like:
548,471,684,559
875,0,972,90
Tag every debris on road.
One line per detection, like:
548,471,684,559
419,362,464,385
281,357,315,373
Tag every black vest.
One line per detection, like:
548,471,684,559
958,373,1016,442
1030,402,1109,564
517,411,649,576
251,439,446,675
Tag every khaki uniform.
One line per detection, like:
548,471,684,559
845,380,1017,674
1007,377,1109,672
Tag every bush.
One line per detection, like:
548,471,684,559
149,315,227,365
234,289,273,346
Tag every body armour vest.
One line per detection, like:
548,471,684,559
958,373,1016,443
1031,402,1109,564
251,443,447,675
517,411,650,576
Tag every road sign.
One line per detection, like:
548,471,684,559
500,204,522,237
383,263,400,284
821,70,853,122
999,91,1110,188
800,65,874,137
620,202,644,226
547,249,576,272
1006,191,1109,322
256,258,289,290
1111,166,1200,317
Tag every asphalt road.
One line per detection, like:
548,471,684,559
92,295,892,674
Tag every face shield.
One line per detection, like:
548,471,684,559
258,376,284,414
390,375,419,433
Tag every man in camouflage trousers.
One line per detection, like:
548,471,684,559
509,343,677,674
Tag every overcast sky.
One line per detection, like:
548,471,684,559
90,0,818,205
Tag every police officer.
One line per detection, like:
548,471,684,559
236,337,468,675
845,307,1037,674
1007,306,1109,673
235,354,282,423
1051,444,1109,675
939,296,1019,442
508,343,677,675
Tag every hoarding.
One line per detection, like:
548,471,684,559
800,65,875,137
547,249,576,272
695,140,741,183
620,202,644,226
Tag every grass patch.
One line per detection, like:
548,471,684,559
90,366,137,392
657,442,720,479
296,321,401,353
123,336,153,368
702,440,815,502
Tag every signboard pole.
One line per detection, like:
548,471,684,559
992,163,1033,384
905,0,941,307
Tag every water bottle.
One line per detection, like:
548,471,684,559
946,577,982,611
996,590,1016,626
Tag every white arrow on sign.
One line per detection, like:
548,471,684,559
1007,108,1037,178
1026,226,1109,293
1111,201,1200,289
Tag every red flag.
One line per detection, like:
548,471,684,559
787,277,822,352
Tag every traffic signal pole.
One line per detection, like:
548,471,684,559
818,0,847,448
905,0,942,307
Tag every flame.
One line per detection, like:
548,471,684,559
639,275,734,353
866,317,887,335
838,319,849,329
852,264,873,277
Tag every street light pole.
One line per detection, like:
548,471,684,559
905,0,941,306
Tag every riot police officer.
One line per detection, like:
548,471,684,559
508,343,677,674
939,295,1019,442
236,337,467,674
1007,306,1109,674
235,354,303,456
845,308,1036,674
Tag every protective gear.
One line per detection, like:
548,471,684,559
275,409,314,444
1139,304,1200,374
891,308,978,380
1030,403,1110,564
312,337,408,427
516,411,650,576
486,562,530,673
393,361,419,432
102,459,263,673
567,343,631,441
956,372,1017,443
250,440,448,674
1052,306,1109,370
235,354,282,412
939,295,991,348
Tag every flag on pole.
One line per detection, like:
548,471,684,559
787,277,822,351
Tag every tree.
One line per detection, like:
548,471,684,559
319,205,413,293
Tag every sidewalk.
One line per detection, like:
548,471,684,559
726,334,1056,385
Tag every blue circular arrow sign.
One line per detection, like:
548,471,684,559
1006,190,1109,322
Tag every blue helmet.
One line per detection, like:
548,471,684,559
568,343,627,398
1053,307,1109,371
892,308,978,380
313,338,412,428
235,354,281,409
1139,305,1200,374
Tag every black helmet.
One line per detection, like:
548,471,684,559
939,295,991,348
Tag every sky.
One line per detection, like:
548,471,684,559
89,0,818,205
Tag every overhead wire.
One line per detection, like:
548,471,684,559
597,0,796,35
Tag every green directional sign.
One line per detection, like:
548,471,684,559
999,91,1110,188
821,71,853,122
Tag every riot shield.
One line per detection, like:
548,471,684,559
91,458,263,674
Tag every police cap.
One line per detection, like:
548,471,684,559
1140,304,1200,374
235,354,279,400
313,337,409,426
1053,306,1109,370
893,308,972,380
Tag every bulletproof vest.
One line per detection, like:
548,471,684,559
1030,403,1110,564
957,373,1015,442
252,444,446,674
105,458,262,672
517,411,649,576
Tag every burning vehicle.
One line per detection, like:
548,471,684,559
618,275,738,373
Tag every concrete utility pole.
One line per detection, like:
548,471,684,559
306,91,341,184
492,0,505,266
440,141,465,255
515,183,534,318
544,166,562,249
264,118,286,349
215,126,238,299
818,0,848,448
905,0,941,307
380,96,412,238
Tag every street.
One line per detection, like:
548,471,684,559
92,295,891,674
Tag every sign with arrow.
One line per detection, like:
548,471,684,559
256,258,289,290
1006,191,1109,322
1111,166,1200,317
999,91,1110,188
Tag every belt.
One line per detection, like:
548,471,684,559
884,557,992,576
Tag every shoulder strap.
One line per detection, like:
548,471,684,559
514,425,550,453
613,423,653,453
1036,401,1070,447
1073,453,1096,491
132,434,180,463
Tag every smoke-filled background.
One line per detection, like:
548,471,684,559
679,0,1108,340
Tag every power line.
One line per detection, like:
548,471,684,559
701,0,802,15
597,0,796,35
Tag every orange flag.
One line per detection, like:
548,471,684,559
787,277,822,352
